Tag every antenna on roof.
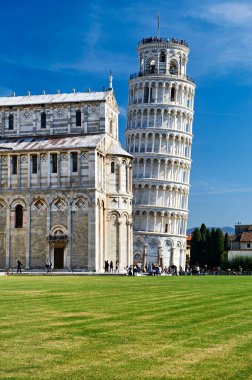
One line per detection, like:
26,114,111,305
72,88,76,93
157,13,160,38
86,88,91,92
108,70,113,91
27,90,30,96
42,90,46,95
13,92,16,97
57,89,61,94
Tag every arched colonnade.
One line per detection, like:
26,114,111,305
133,183,189,209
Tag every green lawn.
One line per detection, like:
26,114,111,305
0,276,251,380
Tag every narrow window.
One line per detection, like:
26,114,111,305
171,87,176,101
247,243,250,248
111,162,115,173
12,156,17,175
51,154,57,173
31,155,37,174
144,86,149,103
9,114,14,130
15,205,23,228
165,224,168,233
72,152,78,172
76,110,81,127
41,112,46,128
110,120,113,134
160,52,166,62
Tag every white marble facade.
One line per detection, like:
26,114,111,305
126,37,196,269
0,89,133,272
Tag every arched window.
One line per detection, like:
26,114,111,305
171,87,176,101
160,51,166,62
9,114,14,130
111,162,115,173
76,110,81,126
149,59,156,73
41,112,46,128
15,205,23,228
170,61,178,75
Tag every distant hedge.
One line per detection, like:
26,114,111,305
221,254,252,270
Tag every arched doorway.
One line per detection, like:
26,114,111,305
49,225,68,269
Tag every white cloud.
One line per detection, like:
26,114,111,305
194,2,252,26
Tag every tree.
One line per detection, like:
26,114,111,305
205,228,212,268
209,228,216,268
190,228,201,265
199,224,207,266
214,228,224,267
224,233,230,252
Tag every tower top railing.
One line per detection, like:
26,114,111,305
129,71,194,83
138,37,189,48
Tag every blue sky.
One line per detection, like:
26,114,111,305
0,0,252,228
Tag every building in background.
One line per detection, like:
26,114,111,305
0,84,133,271
126,37,195,269
228,224,252,260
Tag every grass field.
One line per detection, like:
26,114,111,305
0,276,251,380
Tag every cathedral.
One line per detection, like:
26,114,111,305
0,81,133,271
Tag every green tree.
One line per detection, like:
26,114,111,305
200,223,207,266
190,228,201,265
209,228,216,268
214,228,224,267
205,228,212,268
224,233,230,252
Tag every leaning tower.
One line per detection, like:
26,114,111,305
125,37,195,270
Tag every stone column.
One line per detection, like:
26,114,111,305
152,135,155,152
153,212,157,232
5,207,10,268
118,217,123,272
7,156,11,188
47,203,51,263
161,212,164,233
57,153,61,188
143,159,146,177
66,203,72,269
103,205,107,272
25,203,31,269
148,83,151,103
127,219,133,267
48,154,51,188
143,244,147,271
170,248,174,266
154,110,157,128
78,151,82,187
158,245,163,269
118,163,121,192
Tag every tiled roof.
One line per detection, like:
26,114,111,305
240,232,252,242
0,135,104,151
0,91,110,107
106,140,132,158
234,231,252,242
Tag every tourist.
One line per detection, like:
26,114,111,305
110,260,113,273
17,260,23,274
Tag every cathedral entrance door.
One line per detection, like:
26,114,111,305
54,248,64,269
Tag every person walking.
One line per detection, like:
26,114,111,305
110,260,113,273
17,260,23,274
